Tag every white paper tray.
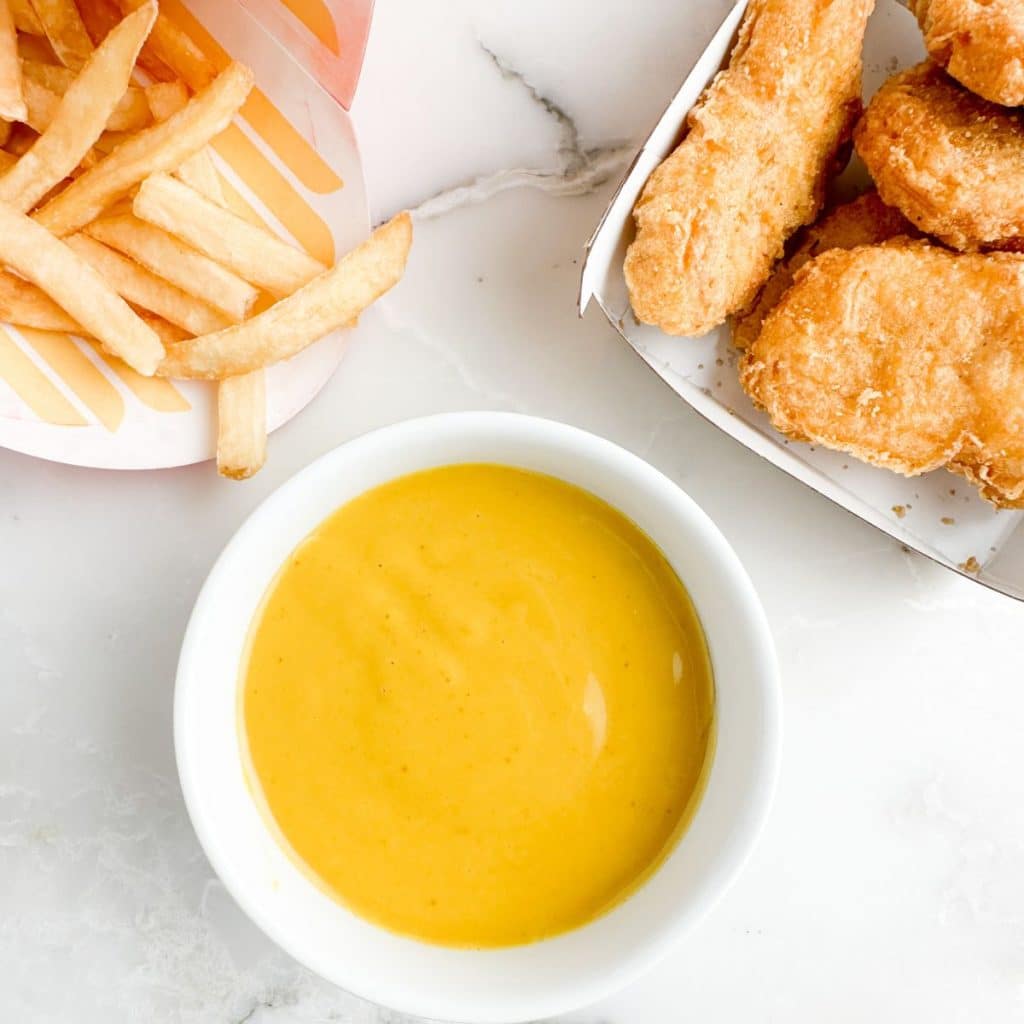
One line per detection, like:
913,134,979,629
579,0,1024,602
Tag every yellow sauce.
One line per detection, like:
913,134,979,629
241,464,714,947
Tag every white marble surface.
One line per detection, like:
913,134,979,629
4,2,1024,1021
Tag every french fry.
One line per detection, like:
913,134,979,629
88,126,131,153
10,0,41,34
0,267,184,343
15,30,55,62
22,74,150,133
143,79,223,202
0,1,26,122
143,78,186,119
0,2,156,212
4,120,35,153
135,173,326,296
19,57,70,90
152,86,266,483
18,57,74,91
22,59,150,129
0,266,80,330
35,60,254,236
76,0,116,41
95,87,150,130
28,0,93,68
0,199,164,373
115,0,214,91
176,145,223,203
135,308,188,346
85,212,258,321
78,0,170,80
160,212,412,379
66,232,231,335
0,148,14,169
217,371,265,479
19,75,59,130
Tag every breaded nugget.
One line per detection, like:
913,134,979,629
623,0,873,338
732,192,913,350
854,62,1024,251
740,241,1024,508
911,0,1024,106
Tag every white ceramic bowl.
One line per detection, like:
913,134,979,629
175,412,781,1023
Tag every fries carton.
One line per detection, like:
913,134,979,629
580,0,1024,602
0,0,371,469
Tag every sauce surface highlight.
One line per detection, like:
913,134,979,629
242,464,714,947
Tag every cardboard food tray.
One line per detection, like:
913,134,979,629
0,0,372,470
579,0,1024,602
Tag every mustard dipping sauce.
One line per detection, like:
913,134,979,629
241,464,715,948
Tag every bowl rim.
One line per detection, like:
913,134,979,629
174,411,781,1022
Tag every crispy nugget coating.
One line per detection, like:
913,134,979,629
624,0,873,338
740,242,1024,508
732,192,913,350
911,0,1024,106
854,62,1024,251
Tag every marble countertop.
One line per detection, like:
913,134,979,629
4,2,1024,1021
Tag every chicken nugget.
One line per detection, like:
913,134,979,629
910,0,1024,107
623,0,873,338
732,191,913,350
854,62,1024,251
740,241,1024,508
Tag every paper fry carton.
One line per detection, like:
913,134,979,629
0,0,372,470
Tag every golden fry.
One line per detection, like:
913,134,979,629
22,74,149,134
135,309,188,346
22,58,150,129
0,199,164,373
0,265,80,330
135,172,325,295
115,0,214,90
77,0,120,41
144,78,223,202
35,60,253,236
217,370,266,479
66,232,231,335
28,0,93,67
0,269,187,343
4,120,35,154
175,146,223,203
19,57,77,91
85,212,258,321
0,0,26,122
153,102,265,481
0,2,157,212
15,30,55,62
624,0,872,337
79,0,170,80
160,212,412,379
94,83,150,131
142,78,186,119
10,0,41,34
740,241,1024,508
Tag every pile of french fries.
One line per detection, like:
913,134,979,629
0,0,412,477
